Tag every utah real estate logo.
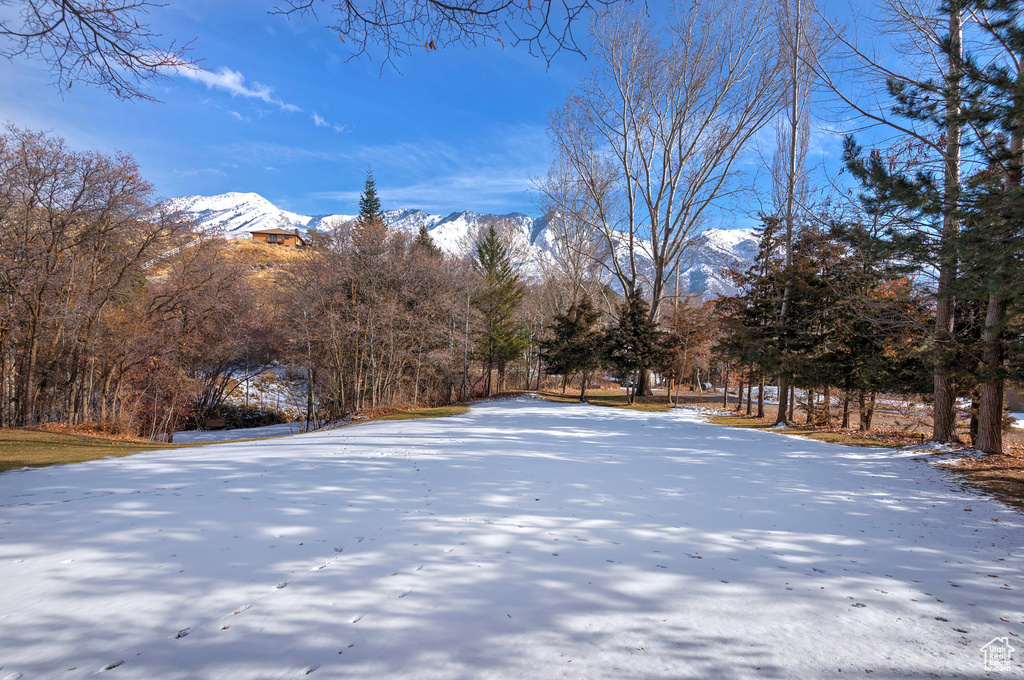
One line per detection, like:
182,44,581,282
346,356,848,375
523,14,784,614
982,637,1015,671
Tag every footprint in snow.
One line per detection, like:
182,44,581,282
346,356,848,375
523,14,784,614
350,614,364,623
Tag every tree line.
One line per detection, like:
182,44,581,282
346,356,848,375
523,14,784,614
535,0,1023,455
3,0,1022,456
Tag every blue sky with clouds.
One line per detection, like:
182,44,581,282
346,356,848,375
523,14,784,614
4,0,859,220
5,0,590,216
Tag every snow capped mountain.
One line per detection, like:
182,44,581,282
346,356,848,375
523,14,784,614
677,228,760,298
167,192,327,237
166,192,756,298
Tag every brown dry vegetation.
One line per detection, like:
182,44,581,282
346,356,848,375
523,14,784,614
0,428,184,473
0,402,471,474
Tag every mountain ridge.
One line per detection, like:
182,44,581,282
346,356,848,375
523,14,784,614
164,192,756,298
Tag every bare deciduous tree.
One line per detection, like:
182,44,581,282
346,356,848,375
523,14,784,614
534,157,611,309
548,1,786,324
2,0,620,99
0,0,193,100
274,0,617,66
770,0,822,424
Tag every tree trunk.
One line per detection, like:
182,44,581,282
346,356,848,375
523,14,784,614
788,383,796,422
969,391,980,446
976,295,1007,454
932,3,964,445
414,357,421,407
722,365,730,409
775,376,789,425
842,390,851,428
746,378,753,416
305,366,315,433
636,368,653,399
975,34,1022,454
757,376,765,418
806,388,815,424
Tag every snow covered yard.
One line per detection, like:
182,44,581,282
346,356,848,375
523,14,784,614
172,422,309,444
0,398,1021,679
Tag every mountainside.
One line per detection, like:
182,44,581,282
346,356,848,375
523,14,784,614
165,192,757,298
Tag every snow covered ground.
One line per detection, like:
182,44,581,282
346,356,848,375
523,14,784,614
0,398,1021,678
1011,412,1024,428
172,422,307,444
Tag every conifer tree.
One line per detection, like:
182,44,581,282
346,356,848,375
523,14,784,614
717,214,930,426
472,225,528,395
540,296,603,400
832,0,967,442
602,289,664,404
358,168,383,226
412,224,442,257
954,0,1024,453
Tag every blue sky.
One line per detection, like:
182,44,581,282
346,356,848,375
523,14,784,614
4,0,861,221
5,0,590,216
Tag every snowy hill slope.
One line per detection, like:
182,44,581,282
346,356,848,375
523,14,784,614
166,192,757,298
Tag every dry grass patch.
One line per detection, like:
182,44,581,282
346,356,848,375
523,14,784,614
0,428,183,473
936,446,1024,511
377,405,470,421
708,413,912,448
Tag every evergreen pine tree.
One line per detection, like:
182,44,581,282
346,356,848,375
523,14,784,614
953,0,1024,453
602,288,664,404
472,225,528,395
353,167,387,268
540,297,603,401
412,224,442,257
839,0,967,442
358,168,383,226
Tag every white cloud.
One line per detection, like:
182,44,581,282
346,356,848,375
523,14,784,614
176,66,301,113
312,112,329,127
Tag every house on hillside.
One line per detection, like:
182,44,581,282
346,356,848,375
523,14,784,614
250,228,308,248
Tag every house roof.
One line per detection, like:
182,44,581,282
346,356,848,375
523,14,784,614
250,228,303,236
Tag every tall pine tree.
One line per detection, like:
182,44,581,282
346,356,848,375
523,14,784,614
358,168,383,226
955,0,1024,453
602,289,664,405
540,296,603,401
472,225,528,395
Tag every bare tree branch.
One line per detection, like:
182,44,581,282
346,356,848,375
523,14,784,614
0,0,195,100
272,0,620,68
